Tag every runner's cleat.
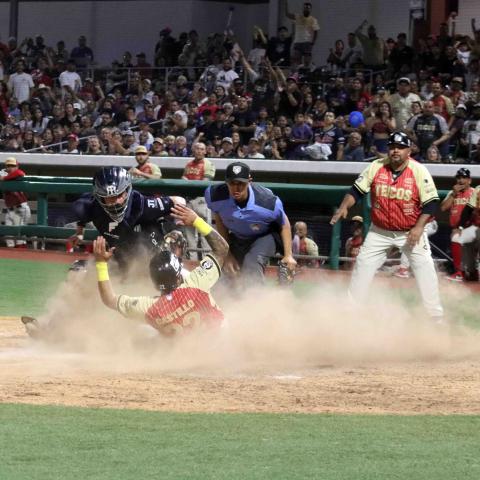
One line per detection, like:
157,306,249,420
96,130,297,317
445,271,464,282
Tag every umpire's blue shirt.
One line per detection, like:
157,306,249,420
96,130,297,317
205,183,285,239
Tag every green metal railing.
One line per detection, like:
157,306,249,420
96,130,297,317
0,177,447,269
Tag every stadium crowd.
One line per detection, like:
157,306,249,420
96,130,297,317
0,7,480,164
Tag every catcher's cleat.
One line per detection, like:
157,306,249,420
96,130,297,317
278,261,295,286
21,316,41,338
69,259,88,272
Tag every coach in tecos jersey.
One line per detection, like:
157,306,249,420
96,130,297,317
331,131,444,322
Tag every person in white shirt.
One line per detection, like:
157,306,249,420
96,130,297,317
59,60,82,95
7,61,34,104
216,58,239,90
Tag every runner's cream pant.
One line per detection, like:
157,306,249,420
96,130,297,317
349,224,444,318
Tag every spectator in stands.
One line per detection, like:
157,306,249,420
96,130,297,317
408,100,450,160
389,77,422,130
285,1,319,67
70,35,94,68
232,96,256,145
30,107,49,135
85,135,103,155
62,133,80,154
150,137,168,157
266,26,291,66
219,137,236,158
448,103,468,157
7,60,34,103
431,81,455,121
130,145,162,179
292,221,319,268
216,58,239,91
0,157,31,248
288,112,312,158
245,137,265,159
388,33,414,75
365,101,396,154
425,144,441,163
354,20,386,72
313,111,345,160
343,131,365,161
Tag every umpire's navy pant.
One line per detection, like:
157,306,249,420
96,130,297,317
230,233,277,283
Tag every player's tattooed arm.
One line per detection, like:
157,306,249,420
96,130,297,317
204,227,229,267
171,204,229,267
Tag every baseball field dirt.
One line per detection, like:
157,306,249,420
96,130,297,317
1,248,480,415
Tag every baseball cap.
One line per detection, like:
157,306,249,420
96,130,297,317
4,157,18,167
67,133,78,141
73,102,81,110
221,137,233,144
225,162,251,183
351,215,363,223
153,137,164,144
397,77,411,85
456,168,470,178
135,145,148,154
38,83,48,90
456,103,467,110
388,131,411,148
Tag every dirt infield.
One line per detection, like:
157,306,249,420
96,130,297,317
1,249,480,415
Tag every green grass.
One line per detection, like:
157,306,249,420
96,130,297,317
0,404,479,480
0,259,68,317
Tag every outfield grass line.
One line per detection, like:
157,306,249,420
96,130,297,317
0,404,480,480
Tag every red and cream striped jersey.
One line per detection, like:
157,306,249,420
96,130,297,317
467,186,480,227
117,255,223,336
445,187,474,227
354,157,439,231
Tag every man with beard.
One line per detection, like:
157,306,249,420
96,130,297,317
330,132,444,322
407,100,450,160
285,1,319,66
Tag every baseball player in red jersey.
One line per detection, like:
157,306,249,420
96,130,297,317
93,204,228,336
440,168,475,282
330,132,444,321
0,157,31,248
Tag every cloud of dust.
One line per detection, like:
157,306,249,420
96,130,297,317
32,260,480,375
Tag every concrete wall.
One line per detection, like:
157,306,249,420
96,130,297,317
0,0,415,69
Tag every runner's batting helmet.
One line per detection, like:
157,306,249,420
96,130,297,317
388,131,411,148
149,250,183,294
93,167,132,222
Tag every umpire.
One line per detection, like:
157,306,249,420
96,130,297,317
205,161,296,283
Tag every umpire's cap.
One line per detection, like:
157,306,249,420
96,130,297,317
225,161,251,183
456,168,471,178
388,131,411,148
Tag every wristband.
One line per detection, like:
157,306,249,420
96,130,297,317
192,217,213,236
96,262,109,282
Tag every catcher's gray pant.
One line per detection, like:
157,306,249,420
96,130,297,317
460,226,480,275
349,225,444,318
5,202,31,247
184,197,211,259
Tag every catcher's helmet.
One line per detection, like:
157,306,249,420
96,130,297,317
163,230,188,259
149,250,183,294
93,167,132,222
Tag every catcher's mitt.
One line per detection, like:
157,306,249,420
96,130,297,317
278,261,295,285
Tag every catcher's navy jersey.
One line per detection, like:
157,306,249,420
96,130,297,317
72,190,174,246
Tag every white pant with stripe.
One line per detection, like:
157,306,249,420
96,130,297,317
349,224,444,318
5,202,31,247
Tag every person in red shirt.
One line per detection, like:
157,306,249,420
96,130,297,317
331,132,444,322
440,168,475,282
181,142,216,258
0,157,31,248
344,216,364,269
129,145,162,180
